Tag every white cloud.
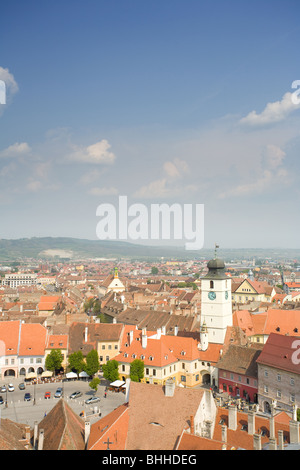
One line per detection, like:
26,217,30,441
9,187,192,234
88,186,118,196
134,157,193,199
0,67,18,115
26,179,42,192
79,169,104,185
67,139,116,165
0,142,31,158
218,143,290,199
163,158,190,179
134,177,197,199
239,92,300,127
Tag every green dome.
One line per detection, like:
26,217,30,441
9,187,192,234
203,257,227,279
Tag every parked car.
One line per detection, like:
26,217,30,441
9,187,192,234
0,396,4,405
85,396,100,405
69,391,82,399
0,385,6,393
8,384,14,392
54,387,63,398
44,392,51,399
24,392,31,401
19,383,26,390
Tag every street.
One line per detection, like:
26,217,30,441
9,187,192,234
0,376,126,427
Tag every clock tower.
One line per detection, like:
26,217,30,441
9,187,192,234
201,253,232,344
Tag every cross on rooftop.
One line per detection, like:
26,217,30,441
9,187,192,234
103,437,114,450
214,243,220,259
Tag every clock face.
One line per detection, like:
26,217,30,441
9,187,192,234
208,291,216,300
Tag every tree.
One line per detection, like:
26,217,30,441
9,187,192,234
85,349,100,377
102,359,119,382
151,266,159,275
68,351,85,374
45,349,63,375
89,377,101,393
130,359,144,382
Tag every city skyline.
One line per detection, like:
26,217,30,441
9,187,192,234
1,0,300,249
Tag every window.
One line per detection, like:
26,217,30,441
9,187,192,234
277,390,281,398
210,281,214,289
277,374,281,382
264,370,268,378
122,365,125,372
264,385,268,394
146,368,149,375
153,369,156,377
290,393,295,403
291,377,295,386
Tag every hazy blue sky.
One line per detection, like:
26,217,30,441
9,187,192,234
1,0,300,249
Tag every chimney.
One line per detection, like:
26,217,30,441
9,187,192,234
156,328,161,339
164,378,175,397
228,405,237,431
85,421,91,447
253,433,262,450
248,410,255,435
125,378,131,402
38,429,44,450
84,326,88,343
113,317,117,323
190,415,194,435
162,325,166,335
141,328,147,349
128,329,133,345
289,420,299,444
221,424,227,443
174,325,178,336
25,425,31,443
34,421,39,449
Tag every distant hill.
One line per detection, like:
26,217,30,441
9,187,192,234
0,237,193,261
0,237,298,262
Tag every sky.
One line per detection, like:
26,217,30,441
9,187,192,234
1,0,300,250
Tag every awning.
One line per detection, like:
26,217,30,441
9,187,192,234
79,371,90,377
109,380,125,387
41,370,53,378
25,372,37,379
66,371,78,379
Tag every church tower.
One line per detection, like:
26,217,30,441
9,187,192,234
201,248,232,344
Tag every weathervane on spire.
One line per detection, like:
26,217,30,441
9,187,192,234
214,243,219,259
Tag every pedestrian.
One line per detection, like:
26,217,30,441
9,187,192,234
104,392,107,398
